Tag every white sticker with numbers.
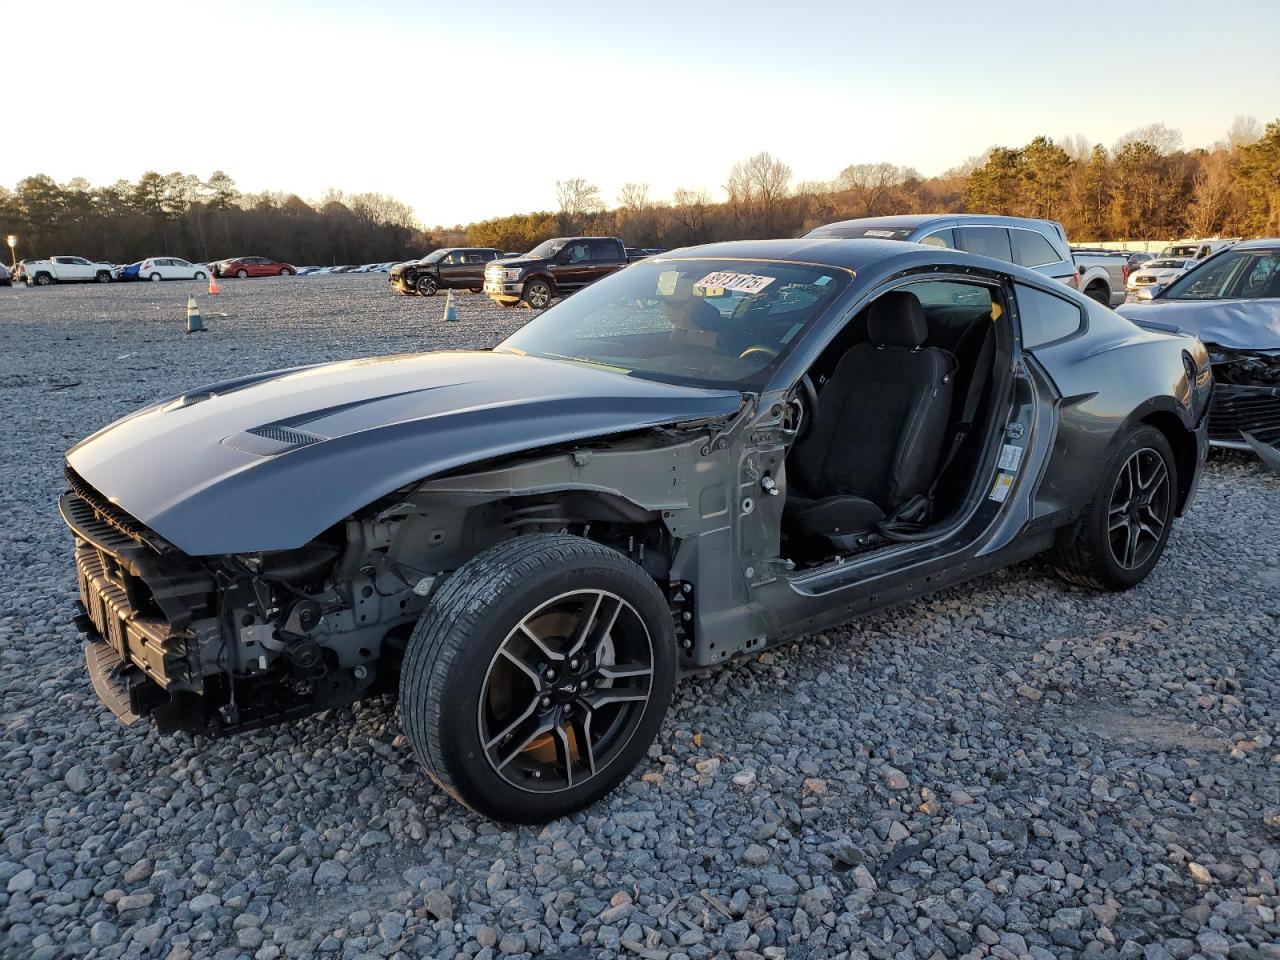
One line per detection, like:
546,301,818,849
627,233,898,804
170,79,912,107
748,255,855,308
997,443,1024,472
695,271,775,295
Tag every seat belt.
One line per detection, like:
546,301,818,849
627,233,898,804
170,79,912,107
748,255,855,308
930,322,995,496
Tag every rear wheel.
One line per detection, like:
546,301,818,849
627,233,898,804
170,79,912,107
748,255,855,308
416,275,438,297
522,279,553,309
194,272,207,280
400,534,675,823
1084,283,1109,305
1051,425,1176,591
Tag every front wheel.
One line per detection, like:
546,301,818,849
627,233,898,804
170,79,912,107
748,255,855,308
400,534,676,823
521,279,553,309
1051,425,1177,591
149,273,162,282
279,268,293,276
96,271,112,283
236,269,249,279
416,275,438,297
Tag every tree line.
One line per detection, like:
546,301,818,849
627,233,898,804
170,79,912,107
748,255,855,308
4,118,1277,267
0,172,433,267
466,117,1280,252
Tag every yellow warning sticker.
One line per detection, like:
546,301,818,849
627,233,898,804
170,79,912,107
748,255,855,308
988,473,1014,503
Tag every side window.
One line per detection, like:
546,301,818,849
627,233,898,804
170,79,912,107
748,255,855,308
917,228,955,249
440,252,457,265
1011,229,1063,268
588,239,620,260
565,242,591,263
958,227,1013,263
1016,283,1083,348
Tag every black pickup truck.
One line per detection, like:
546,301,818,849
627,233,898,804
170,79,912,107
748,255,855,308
390,247,504,297
482,236,630,308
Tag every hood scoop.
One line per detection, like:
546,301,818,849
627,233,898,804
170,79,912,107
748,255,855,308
223,424,328,457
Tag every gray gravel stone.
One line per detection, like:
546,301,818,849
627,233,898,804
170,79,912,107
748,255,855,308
2,277,1278,958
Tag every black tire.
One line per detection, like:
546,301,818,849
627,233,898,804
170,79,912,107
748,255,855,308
96,271,112,283
33,273,52,286
399,533,676,823
236,269,249,279
1084,283,1109,305
498,300,518,308
521,279,553,309
149,272,162,282
1051,425,1177,591
279,268,293,276
416,275,438,297
194,272,207,281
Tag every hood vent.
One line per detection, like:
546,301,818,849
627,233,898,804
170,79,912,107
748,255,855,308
222,424,328,457
246,424,325,447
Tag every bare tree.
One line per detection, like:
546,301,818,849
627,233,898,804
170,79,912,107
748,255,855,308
671,187,710,243
726,151,792,232
555,177,602,233
1115,123,1183,156
617,182,651,212
836,162,906,217
1226,115,1262,151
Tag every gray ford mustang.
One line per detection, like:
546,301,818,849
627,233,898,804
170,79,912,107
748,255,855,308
62,238,1210,822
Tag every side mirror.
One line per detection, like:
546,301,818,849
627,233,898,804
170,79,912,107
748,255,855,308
1137,284,1163,300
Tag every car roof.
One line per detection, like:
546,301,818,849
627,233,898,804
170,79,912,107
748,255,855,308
1226,238,1280,252
654,237,1013,275
810,213,1063,233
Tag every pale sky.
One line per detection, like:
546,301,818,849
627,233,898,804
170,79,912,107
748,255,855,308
9,0,1278,227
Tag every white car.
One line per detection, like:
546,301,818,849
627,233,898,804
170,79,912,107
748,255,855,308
138,257,209,281
22,256,116,285
1126,257,1197,295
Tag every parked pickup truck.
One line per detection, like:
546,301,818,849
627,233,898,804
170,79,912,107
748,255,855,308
21,255,116,286
1069,250,1128,306
483,236,629,308
390,247,504,297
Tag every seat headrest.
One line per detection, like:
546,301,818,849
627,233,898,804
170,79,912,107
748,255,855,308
866,290,928,348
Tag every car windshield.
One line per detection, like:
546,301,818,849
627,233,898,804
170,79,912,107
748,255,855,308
1148,259,1188,269
527,239,566,259
1162,245,1200,257
421,250,447,264
496,258,851,390
1161,249,1280,301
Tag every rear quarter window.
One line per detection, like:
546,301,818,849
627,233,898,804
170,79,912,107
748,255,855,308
1016,283,1083,348
1011,229,1064,268
958,227,1013,263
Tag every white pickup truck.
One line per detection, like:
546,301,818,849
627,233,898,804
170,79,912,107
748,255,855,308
1069,249,1130,306
21,255,116,286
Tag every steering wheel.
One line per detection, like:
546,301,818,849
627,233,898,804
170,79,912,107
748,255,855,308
737,344,779,363
796,373,819,440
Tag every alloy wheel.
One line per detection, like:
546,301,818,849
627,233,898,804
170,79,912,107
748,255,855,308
1107,447,1170,569
477,589,654,794
526,283,551,308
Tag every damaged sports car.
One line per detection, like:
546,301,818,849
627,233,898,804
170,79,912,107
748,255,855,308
1118,238,1280,468
62,238,1210,822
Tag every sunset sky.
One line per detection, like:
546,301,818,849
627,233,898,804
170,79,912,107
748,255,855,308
9,0,1278,226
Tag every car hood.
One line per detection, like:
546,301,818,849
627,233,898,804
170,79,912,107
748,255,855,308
1116,299,1280,352
490,256,550,270
67,351,741,555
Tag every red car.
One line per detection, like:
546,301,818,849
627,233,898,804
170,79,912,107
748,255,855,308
215,256,296,279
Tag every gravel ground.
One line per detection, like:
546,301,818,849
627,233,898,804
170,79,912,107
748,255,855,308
1,275,1278,960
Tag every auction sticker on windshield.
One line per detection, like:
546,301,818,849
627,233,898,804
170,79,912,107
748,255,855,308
695,271,776,295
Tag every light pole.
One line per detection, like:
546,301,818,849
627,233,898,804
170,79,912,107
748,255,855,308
5,235,15,270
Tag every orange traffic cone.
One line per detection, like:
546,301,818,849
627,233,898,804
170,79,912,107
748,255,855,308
208,273,220,296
